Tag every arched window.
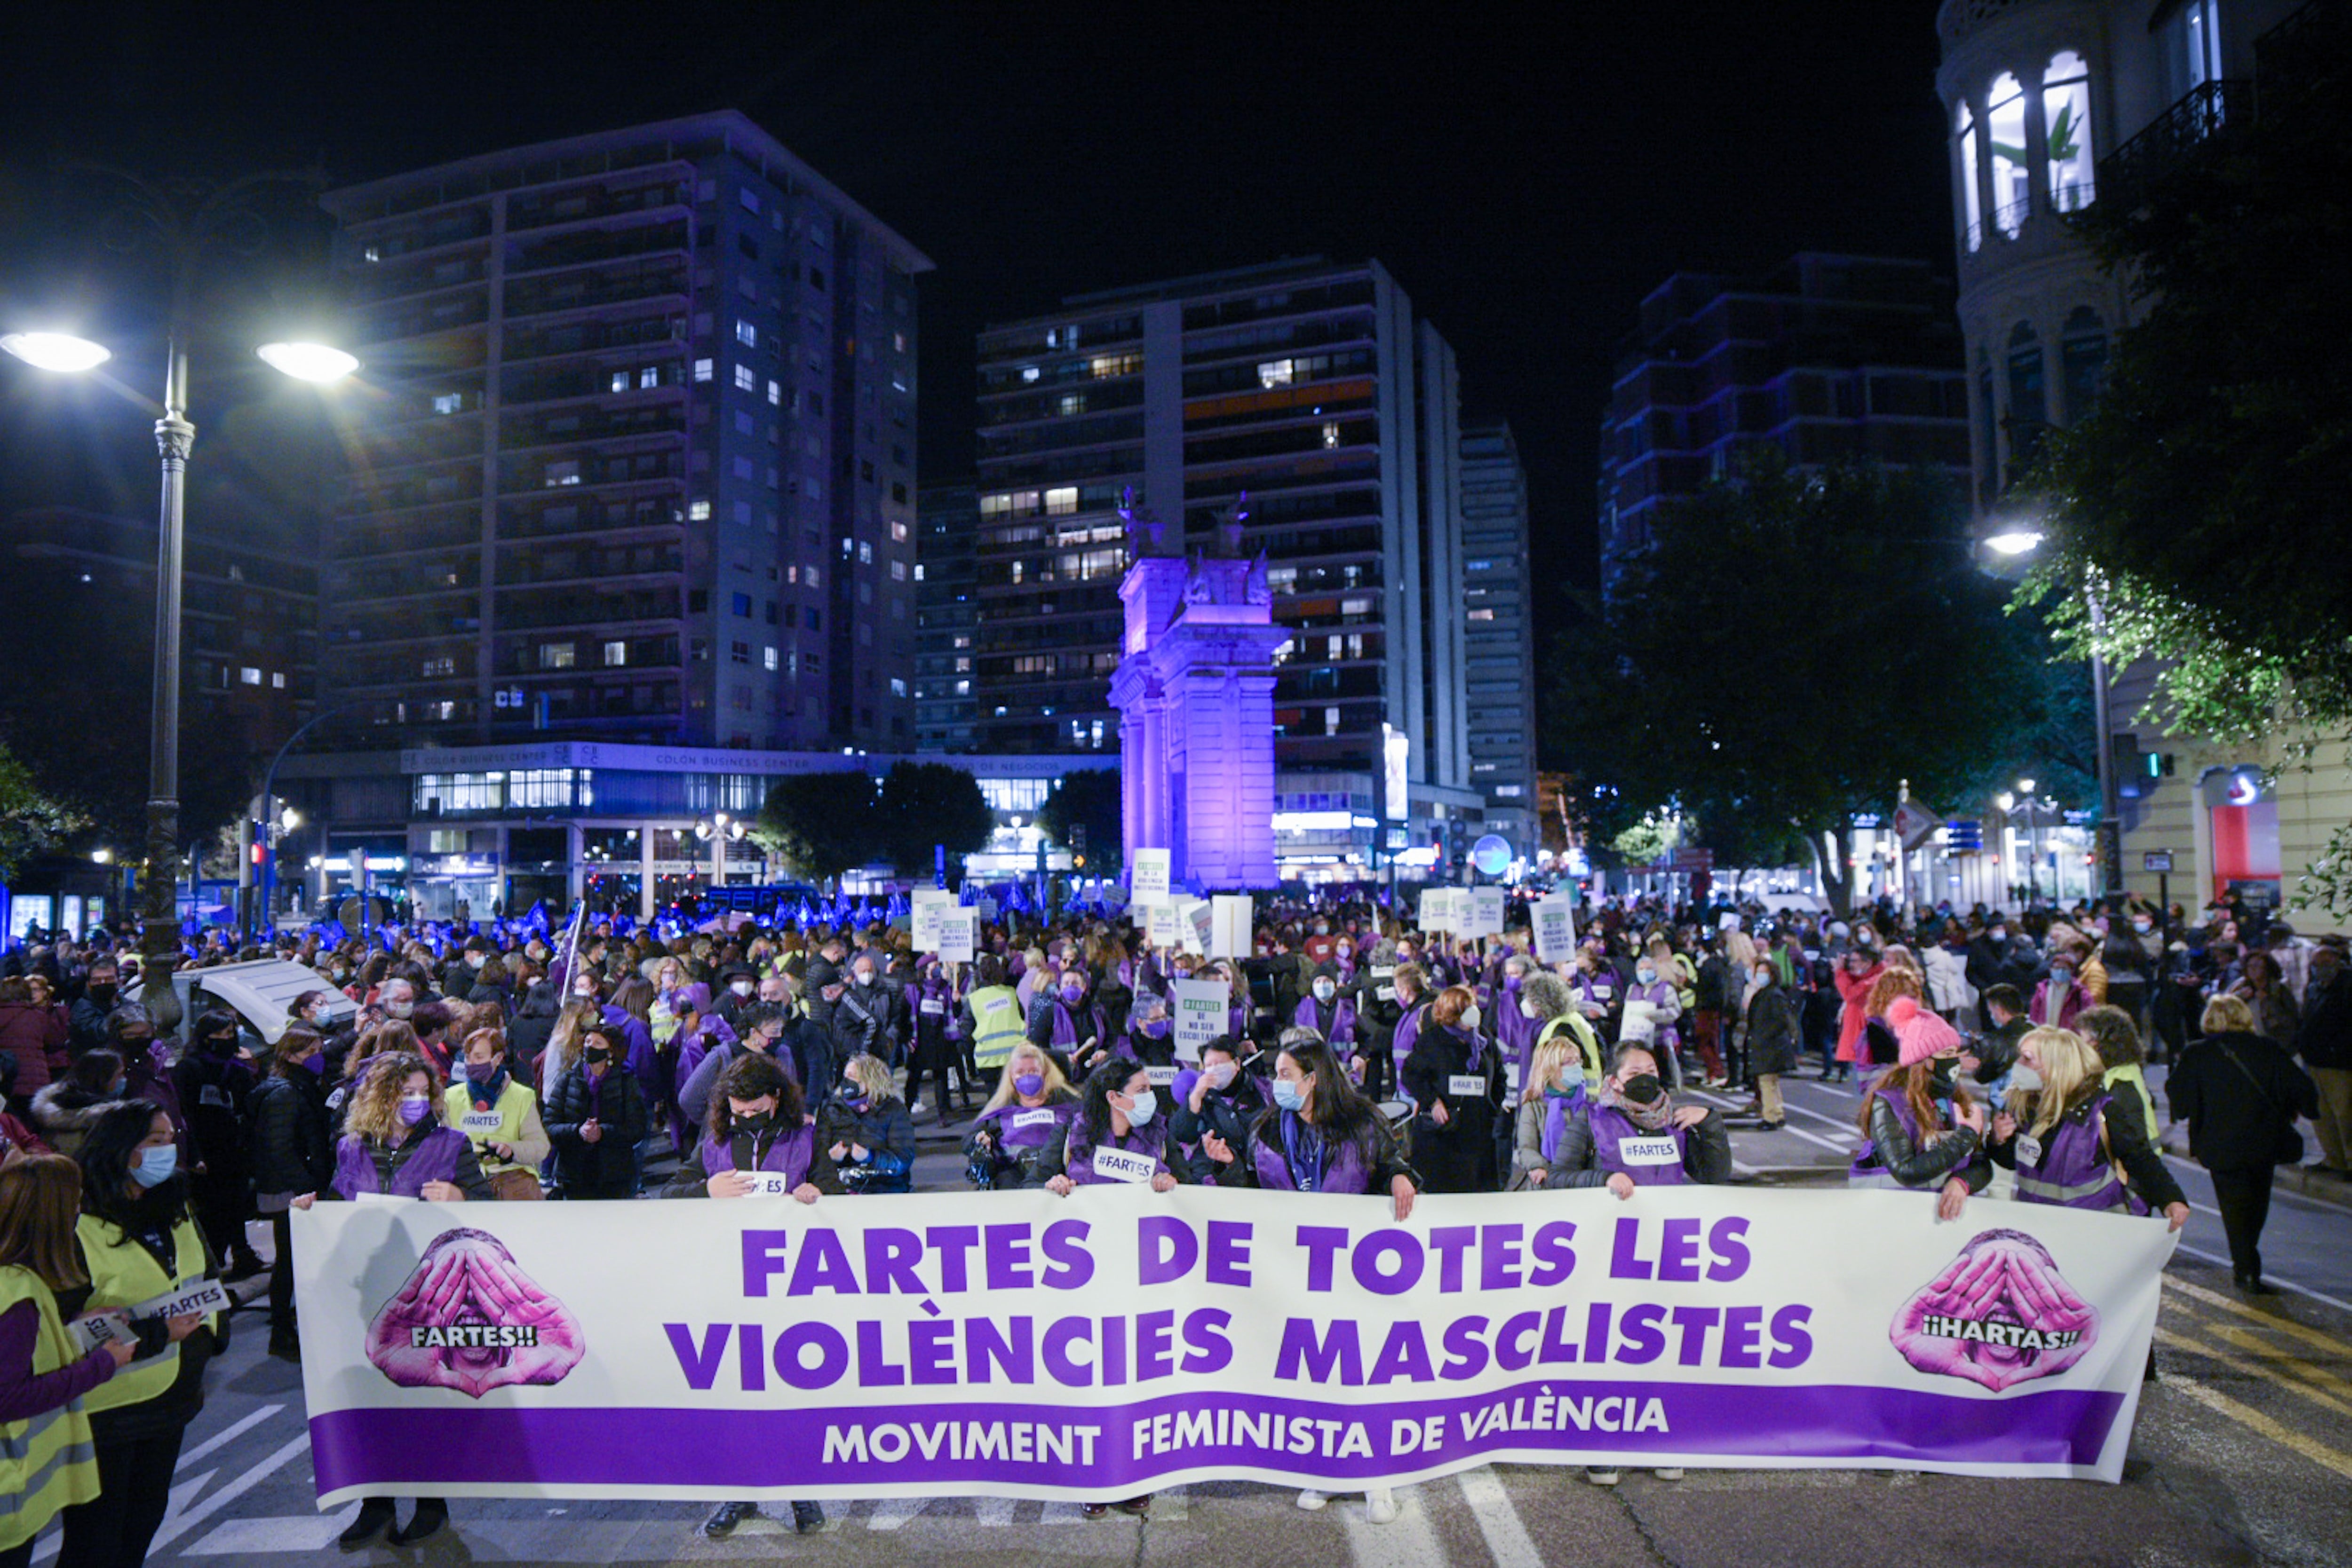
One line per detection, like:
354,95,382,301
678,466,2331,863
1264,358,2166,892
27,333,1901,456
1956,103,1984,251
2061,306,2108,416
1986,73,2030,236
2006,321,2047,476
2044,52,2095,211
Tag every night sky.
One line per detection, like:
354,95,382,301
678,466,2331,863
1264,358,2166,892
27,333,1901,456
2,1,1955,603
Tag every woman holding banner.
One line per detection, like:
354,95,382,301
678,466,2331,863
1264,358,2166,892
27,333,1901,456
1511,1032,1591,1188
818,1055,915,1194
961,1044,1078,1189
1400,986,1505,1194
1847,998,1990,1220
1172,1036,1270,1185
1227,1033,1414,1523
664,1052,829,1538
1990,1027,2189,1226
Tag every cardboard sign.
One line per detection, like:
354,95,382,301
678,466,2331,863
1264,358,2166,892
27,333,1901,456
1011,1108,1059,1131
1209,895,1254,960
1533,894,1578,963
1146,903,1183,950
1181,900,1213,956
1171,979,1230,1062
1418,888,1453,932
71,1276,232,1354
936,910,977,964
1465,887,1505,938
1130,849,1172,906
1090,1146,1158,1184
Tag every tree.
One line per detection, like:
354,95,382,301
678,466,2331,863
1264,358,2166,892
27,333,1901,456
2024,25,2352,912
1035,768,1123,875
754,772,881,883
1548,456,2085,912
874,761,995,879
0,741,87,879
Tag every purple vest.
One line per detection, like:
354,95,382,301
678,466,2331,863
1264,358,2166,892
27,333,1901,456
2015,1095,2140,1212
1589,1103,1689,1186
1250,1117,1372,1195
699,1121,816,1187
976,1099,1075,1152
1850,1085,1924,1185
333,1126,465,1198
1293,996,1356,1046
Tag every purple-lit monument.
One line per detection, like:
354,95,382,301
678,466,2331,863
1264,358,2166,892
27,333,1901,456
1110,492,1284,891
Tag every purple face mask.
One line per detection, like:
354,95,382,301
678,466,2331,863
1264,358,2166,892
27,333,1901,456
1060,982,1085,1004
1013,1072,1045,1097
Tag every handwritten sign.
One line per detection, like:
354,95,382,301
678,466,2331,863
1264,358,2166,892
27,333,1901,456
1130,849,1172,906
1465,887,1505,938
1533,894,1578,962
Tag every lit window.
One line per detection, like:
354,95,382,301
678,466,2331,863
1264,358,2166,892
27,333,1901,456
893,332,907,353
858,540,873,564
734,364,756,392
890,520,909,542
736,320,757,347
610,371,630,394
1468,609,1494,621
1258,359,1294,388
891,677,907,697
603,641,628,667
270,672,286,689
1057,393,1087,417
1986,72,2028,236
363,245,381,263
239,665,263,686
764,645,779,671
641,366,660,389
544,459,581,487
689,499,712,520
1324,706,1341,735
767,378,781,405
539,642,576,669
2043,52,2095,212
1322,421,1341,449
693,358,714,382
890,560,906,581
1956,103,1983,252
1019,365,1040,383
1045,486,1078,515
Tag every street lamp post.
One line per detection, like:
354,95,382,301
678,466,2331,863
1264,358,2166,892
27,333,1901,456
1,169,350,986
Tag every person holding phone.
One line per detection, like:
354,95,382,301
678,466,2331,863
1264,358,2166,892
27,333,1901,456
961,1044,1078,1190
544,1024,650,1201
1847,998,1991,1220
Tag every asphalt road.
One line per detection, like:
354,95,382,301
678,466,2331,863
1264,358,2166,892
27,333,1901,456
78,1066,2352,1568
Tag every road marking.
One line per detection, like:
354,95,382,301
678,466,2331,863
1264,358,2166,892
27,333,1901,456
1787,1125,1854,1154
865,1497,928,1530
1341,1483,1442,1568
2165,1275,2352,1347
973,1496,1016,1526
2197,1320,2352,1408
2168,1247,2352,1315
2155,1327,2352,1421
182,1512,356,1556
178,1404,286,1471
2164,1371,2352,1482
144,1433,312,1556
2162,1153,2348,1214
1038,1500,1089,1524
1456,1466,1544,1568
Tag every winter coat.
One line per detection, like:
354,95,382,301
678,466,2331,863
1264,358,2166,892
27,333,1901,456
169,1045,256,1179
0,1001,68,1095
2301,971,2352,1073
1744,985,1801,1077
246,1069,334,1196
543,1064,651,1197
28,1083,111,1161
2168,1030,2319,1170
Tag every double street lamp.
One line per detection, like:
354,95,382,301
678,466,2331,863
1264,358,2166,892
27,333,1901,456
2,318,358,979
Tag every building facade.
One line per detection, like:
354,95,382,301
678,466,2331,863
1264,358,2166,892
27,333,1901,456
968,259,1471,807
1597,253,1972,602
1456,425,1538,844
318,111,930,756
1934,0,2343,914
913,481,979,752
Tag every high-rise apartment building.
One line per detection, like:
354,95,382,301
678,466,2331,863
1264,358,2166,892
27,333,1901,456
970,258,1468,790
318,111,930,752
913,480,979,752
1597,253,1971,601
1456,426,1537,842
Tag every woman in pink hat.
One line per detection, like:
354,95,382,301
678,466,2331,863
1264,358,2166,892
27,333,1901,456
1848,996,1990,1220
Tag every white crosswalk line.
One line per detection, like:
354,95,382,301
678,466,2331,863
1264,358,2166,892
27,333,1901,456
973,1495,1017,1525
143,1433,313,1556
177,1404,286,1471
1456,1466,1545,1568
864,1496,928,1530
182,1511,357,1555
1340,1483,1442,1568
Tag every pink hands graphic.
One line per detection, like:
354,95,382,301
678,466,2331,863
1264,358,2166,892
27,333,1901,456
365,1228,587,1399
1891,1227,2098,1393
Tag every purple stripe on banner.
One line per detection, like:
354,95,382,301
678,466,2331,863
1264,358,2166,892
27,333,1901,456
311,1379,2125,1496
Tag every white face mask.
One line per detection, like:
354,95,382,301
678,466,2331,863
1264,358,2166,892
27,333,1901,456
1461,1005,1483,1033
731,980,755,997
1520,1000,1542,1021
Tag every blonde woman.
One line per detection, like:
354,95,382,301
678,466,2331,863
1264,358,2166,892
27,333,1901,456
2168,994,2319,1292
536,999,602,1098
1512,1034,1590,1188
330,1021,422,1115
962,1043,1078,1189
1989,1028,2187,1226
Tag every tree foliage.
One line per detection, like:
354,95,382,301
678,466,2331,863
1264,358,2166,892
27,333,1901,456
0,741,87,880
1549,457,2087,910
755,771,882,882
1035,768,1123,873
2023,26,2352,911
874,761,996,877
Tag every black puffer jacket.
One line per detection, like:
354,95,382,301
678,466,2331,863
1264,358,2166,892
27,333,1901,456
544,1063,651,1197
247,1068,334,1196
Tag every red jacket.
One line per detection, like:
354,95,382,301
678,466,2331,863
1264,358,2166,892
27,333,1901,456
1833,963,1883,1064
0,1001,69,1095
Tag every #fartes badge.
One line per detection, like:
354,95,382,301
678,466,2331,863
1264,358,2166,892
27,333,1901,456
1618,1135,1680,1167
1090,1145,1157,1184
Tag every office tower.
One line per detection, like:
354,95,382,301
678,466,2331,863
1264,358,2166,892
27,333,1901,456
1456,426,1537,842
970,257,1467,792
914,480,979,752
318,111,930,751
1597,253,1971,603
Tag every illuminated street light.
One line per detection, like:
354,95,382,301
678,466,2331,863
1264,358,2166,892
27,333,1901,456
1,332,112,372
257,341,360,382
1983,530,2046,556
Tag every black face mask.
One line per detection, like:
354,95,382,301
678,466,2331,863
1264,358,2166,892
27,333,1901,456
1619,1072,1664,1104
204,1033,237,1055
582,1047,611,1067
733,1111,775,1135
1929,1058,1959,1094
87,984,117,1004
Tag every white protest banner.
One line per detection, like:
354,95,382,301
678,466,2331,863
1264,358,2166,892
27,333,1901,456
1181,899,1213,955
1418,887,1464,933
1209,895,1254,960
1465,887,1505,938
1130,849,1172,907
936,910,977,965
1533,894,1579,963
911,899,951,954
1170,978,1230,1062
295,1188,2172,1507
1146,903,1183,950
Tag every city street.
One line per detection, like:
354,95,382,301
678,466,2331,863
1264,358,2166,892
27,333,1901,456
127,1074,2352,1568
